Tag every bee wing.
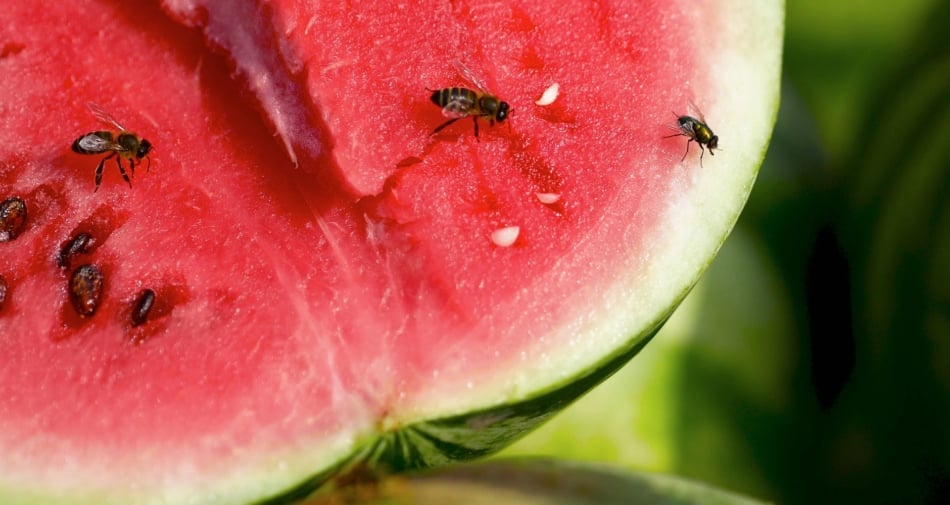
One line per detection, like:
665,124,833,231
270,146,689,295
441,96,475,119
75,133,120,153
87,101,126,131
453,60,489,93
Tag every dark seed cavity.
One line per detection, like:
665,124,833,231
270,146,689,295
0,197,27,242
131,289,156,327
58,232,95,269
0,274,8,311
68,264,104,317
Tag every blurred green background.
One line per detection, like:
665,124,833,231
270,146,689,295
501,1,950,503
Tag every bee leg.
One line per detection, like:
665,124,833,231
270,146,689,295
116,157,133,188
94,153,115,193
145,156,151,173
129,157,136,177
433,117,463,135
472,116,479,141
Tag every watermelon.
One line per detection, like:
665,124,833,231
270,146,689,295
0,0,782,504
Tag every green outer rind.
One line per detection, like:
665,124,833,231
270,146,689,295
261,322,666,504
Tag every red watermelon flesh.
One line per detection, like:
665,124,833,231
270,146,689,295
0,0,781,503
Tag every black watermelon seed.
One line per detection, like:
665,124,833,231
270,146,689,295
131,289,155,327
0,197,27,242
58,232,95,269
68,264,104,317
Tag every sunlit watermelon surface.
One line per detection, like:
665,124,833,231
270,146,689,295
0,1,781,503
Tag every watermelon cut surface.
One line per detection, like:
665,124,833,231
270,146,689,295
0,1,782,504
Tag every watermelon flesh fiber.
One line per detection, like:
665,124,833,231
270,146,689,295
0,1,781,503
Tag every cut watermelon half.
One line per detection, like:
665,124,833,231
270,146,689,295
0,0,782,504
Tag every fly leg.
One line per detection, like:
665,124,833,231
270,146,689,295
681,138,693,162
663,132,692,162
94,152,116,193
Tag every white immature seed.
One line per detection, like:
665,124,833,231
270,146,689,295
536,193,561,204
535,83,559,106
491,226,520,247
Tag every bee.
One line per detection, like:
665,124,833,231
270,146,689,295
429,61,511,139
664,101,719,167
71,102,152,192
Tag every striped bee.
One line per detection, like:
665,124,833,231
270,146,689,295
429,61,511,139
71,102,152,192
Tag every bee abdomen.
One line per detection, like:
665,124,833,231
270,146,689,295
431,87,476,108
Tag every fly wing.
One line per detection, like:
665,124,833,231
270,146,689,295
687,99,707,123
453,60,489,93
87,101,126,131
661,112,689,137
664,123,688,136
657,111,682,136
